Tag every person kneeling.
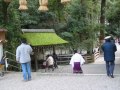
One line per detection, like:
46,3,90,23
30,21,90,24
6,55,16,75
46,55,54,71
70,50,85,73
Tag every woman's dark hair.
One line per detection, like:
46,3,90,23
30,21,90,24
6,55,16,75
53,52,56,55
46,54,50,58
74,50,77,53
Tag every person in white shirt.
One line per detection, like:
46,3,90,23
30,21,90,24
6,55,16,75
70,50,85,73
46,54,54,71
16,38,33,81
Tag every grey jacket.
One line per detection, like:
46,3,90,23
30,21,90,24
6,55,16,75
16,43,33,63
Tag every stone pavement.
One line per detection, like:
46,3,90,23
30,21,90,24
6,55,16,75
0,43,120,90
0,70,120,90
38,63,120,75
0,58,120,90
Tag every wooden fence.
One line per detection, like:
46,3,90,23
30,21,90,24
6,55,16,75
57,51,100,64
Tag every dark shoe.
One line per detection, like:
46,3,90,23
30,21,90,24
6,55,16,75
0,72,4,77
110,75,114,78
28,78,32,81
52,68,54,71
79,72,83,74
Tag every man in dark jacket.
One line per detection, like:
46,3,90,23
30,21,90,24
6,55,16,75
102,36,117,78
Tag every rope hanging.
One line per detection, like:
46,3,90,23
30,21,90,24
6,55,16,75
19,0,28,11
39,0,48,6
61,0,70,4
38,0,48,12
38,6,48,12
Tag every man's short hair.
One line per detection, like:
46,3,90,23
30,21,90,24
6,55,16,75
21,38,27,44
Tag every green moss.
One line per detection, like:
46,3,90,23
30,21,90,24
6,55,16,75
22,32,68,46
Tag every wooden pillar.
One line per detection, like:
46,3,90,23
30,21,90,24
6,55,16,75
33,47,38,72
35,58,38,71
35,47,39,71
53,46,55,53
99,0,106,43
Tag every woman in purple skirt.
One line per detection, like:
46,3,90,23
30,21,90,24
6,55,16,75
70,50,85,73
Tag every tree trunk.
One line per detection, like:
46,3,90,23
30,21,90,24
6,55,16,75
100,0,106,41
2,1,9,24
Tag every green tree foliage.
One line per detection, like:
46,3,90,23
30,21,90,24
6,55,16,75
0,0,4,25
0,0,21,71
59,0,100,54
0,0,63,52
49,0,64,22
20,0,61,29
106,0,120,37
0,0,21,53
0,0,107,55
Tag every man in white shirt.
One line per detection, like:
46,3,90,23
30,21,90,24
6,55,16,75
16,38,33,81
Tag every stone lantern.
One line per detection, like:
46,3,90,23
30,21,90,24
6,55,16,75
0,29,7,61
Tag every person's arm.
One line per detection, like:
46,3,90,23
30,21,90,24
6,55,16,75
101,45,104,51
46,57,49,62
70,55,74,65
28,45,33,55
16,48,20,63
80,54,85,65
